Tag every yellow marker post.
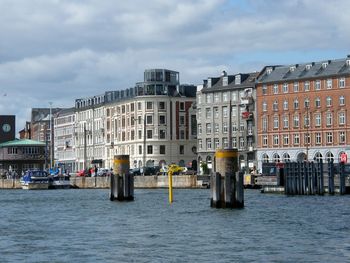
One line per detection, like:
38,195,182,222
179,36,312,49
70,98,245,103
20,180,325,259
168,171,173,204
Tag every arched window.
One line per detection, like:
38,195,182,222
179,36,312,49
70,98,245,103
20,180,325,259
325,152,334,162
314,152,323,162
262,153,269,163
273,153,280,163
326,96,332,107
283,153,291,162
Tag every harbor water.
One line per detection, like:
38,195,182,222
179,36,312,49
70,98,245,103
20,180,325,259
0,189,349,262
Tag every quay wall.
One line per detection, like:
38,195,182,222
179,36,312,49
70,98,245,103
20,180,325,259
0,175,200,189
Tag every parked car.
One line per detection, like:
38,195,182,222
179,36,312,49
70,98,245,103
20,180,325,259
97,168,110,176
77,169,88,177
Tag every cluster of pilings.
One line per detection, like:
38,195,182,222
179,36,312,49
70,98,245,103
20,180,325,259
284,160,347,195
110,155,134,201
210,149,244,208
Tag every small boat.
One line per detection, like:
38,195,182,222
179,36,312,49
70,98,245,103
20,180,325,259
49,174,71,189
21,170,50,190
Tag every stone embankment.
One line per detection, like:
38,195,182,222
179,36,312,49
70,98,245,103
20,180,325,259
0,175,208,189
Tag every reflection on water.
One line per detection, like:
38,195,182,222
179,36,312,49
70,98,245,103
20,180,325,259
0,189,349,262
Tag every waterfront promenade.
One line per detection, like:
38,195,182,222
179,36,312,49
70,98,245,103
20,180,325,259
0,175,206,189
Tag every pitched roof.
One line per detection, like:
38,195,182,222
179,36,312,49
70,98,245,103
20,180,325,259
0,139,46,147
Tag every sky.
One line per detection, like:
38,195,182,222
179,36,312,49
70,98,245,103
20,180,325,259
0,0,349,133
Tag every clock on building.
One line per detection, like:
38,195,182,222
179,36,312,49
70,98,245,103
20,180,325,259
2,123,11,133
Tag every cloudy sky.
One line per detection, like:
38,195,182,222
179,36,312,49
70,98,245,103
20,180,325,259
0,0,349,133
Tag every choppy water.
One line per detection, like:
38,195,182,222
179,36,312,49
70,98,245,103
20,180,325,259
0,189,349,262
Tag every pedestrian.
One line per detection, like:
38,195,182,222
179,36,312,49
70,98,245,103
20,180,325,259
94,165,98,176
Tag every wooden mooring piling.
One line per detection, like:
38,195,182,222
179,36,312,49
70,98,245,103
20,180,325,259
210,149,244,208
110,155,134,201
284,160,348,195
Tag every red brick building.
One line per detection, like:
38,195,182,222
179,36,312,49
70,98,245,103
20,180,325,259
256,56,350,170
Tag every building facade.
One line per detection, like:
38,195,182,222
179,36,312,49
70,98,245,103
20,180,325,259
104,69,197,170
196,71,258,173
256,56,350,171
54,108,76,173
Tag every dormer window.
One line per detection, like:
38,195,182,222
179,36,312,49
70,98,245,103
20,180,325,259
290,66,296,72
346,59,350,66
266,67,273,75
322,62,328,69
235,75,241,85
305,64,312,70
207,78,212,88
223,76,228,86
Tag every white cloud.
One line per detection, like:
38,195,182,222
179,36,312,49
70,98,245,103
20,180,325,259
0,0,349,132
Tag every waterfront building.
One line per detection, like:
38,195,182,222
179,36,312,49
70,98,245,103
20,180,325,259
104,69,198,170
53,108,76,173
256,55,350,171
0,139,46,176
74,94,107,171
196,71,258,173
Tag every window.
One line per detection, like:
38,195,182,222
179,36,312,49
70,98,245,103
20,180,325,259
273,135,279,145
206,94,212,103
294,99,299,109
315,113,321,127
232,137,237,148
160,145,166,154
262,135,268,146
222,106,228,118
262,85,267,95
262,117,268,131
315,133,321,144
179,145,184,154
214,93,220,103
214,107,219,118
339,112,346,125
238,137,244,149
315,97,321,108
326,132,333,144
160,129,166,139
293,114,299,128
231,92,237,101
304,98,310,108
283,134,289,145
205,108,211,119
294,134,300,145
159,115,166,125
223,122,228,133
326,79,332,89
206,123,211,134
139,145,142,154
273,153,281,163
206,139,212,150
315,80,321,90
273,84,278,94
198,140,202,149
304,133,311,145
214,123,219,133
339,96,345,106
273,101,278,111
326,112,332,126
283,100,288,110
293,82,299,92
138,130,142,139
214,138,220,149
197,124,202,135
339,78,345,88
223,92,229,101
147,145,153,154
304,113,310,127
326,96,332,107
223,138,229,149
273,116,279,129
159,101,166,110
146,102,153,110
262,153,269,163
304,81,310,91
262,101,267,112
144,115,152,125
283,153,291,162
283,115,289,128
326,152,334,162
147,130,153,139
339,131,346,144
180,130,185,139
314,152,322,161
283,83,288,93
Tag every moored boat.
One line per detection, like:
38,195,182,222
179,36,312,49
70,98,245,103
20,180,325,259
21,170,49,190
49,174,70,189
